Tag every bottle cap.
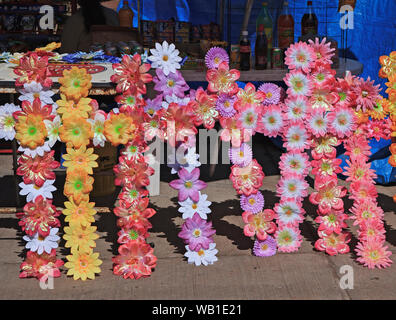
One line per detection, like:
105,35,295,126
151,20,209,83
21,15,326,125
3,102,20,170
308,1,312,5
242,31,248,36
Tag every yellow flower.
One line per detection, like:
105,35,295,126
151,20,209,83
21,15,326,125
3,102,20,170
64,168,94,204
59,117,93,148
64,224,99,253
59,67,92,102
63,146,98,175
56,95,92,119
104,113,136,146
63,199,96,227
369,99,389,120
65,250,102,281
15,114,47,149
36,42,61,52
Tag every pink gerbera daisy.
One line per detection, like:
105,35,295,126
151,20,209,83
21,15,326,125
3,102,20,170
344,158,377,183
315,231,350,256
283,122,309,152
349,181,378,202
327,107,356,138
358,219,386,243
308,37,335,65
277,173,309,200
236,104,260,133
356,239,392,269
364,118,392,141
311,62,336,85
258,104,285,137
284,70,313,97
306,109,328,137
350,199,384,225
352,77,381,112
284,95,310,122
344,135,371,161
275,226,303,253
279,152,310,176
284,41,316,73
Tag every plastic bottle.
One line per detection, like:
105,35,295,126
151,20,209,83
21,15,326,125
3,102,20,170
118,0,134,28
301,1,318,36
277,1,294,49
240,31,251,71
256,2,273,62
255,24,267,70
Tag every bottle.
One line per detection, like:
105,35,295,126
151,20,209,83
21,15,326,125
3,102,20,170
301,1,318,36
256,2,273,62
255,24,267,70
240,31,251,71
277,1,294,49
118,0,134,28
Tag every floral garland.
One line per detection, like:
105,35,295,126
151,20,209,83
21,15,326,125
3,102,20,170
56,67,103,280
146,41,218,265
104,53,157,279
379,51,396,203
8,52,64,281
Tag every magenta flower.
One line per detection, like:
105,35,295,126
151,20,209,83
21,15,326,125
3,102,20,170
240,191,264,214
153,68,189,98
216,94,237,118
144,94,163,116
253,236,277,257
178,213,216,251
169,168,207,202
205,47,229,69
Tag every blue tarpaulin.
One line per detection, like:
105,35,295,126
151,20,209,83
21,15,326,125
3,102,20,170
118,0,396,184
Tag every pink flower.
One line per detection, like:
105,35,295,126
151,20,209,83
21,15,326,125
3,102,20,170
284,41,316,73
178,213,216,251
219,117,252,147
344,158,377,183
169,168,207,202
352,77,381,112
364,118,392,141
236,104,261,133
349,181,378,202
327,107,357,138
206,61,240,95
284,70,313,97
234,83,265,111
311,62,336,85
311,157,342,178
309,85,339,111
230,159,264,196
283,122,310,152
310,177,347,214
358,219,386,243
193,88,219,130
279,152,310,176
315,231,350,256
350,199,384,225
275,226,303,252
153,68,189,97
257,104,285,137
311,135,340,159
315,211,348,234
305,108,328,137
276,173,309,200
308,37,335,65
356,239,392,269
242,209,276,241
344,134,371,161
284,96,310,122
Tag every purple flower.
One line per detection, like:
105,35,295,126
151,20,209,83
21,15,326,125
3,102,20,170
216,94,236,118
253,236,277,257
205,47,229,69
144,94,163,116
153,68,189,98
240,191,264,214
169,168,207,202
178,213,216,251
258,83,281,105
229,143,252,167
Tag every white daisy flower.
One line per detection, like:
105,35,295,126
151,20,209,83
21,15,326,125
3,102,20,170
275,201,304,226
183,147,201,172
329,108,355,138
307,111,328,137
0,103,20,140
19,179,56,202
149,41,182,76
184,243,218,266
23,227,60,254
285,71,312,97
238,107,259,130
18,140,51,158
259,106,284,138
44,115,61,148
280,152,309,176
277,176,308,199
179,192,212,219
18,81,55,105
284,124,309,151
161,94,191,109
88,112,106,147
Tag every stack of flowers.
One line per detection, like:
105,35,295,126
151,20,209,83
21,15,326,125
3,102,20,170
57,67,103,280
147,41,218,265
379,51,396,203
9,52,64,281
106,53,157,279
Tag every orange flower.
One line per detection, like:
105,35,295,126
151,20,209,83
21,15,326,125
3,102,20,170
379,51,396,79
59,117,93,148
104,113,137,146
354,110,369,125
15,114,47,149
63,146,98,175
59,67,92,102
63,199,96,227
64,168,94,204
56,95,92,119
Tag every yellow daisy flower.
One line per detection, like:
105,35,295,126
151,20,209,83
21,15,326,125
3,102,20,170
63,199,96,227
15,114,47,149
63,146,98,175
65,250,102,281
59,67,92,102
56,95,92,119
63,224,99,253
59,116,93,149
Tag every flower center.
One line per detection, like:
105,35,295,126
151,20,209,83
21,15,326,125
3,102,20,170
268,116,276,124
191,203,198,210
193,229,201,237
361,90,368,98
297,53,306,62
261,244,268,251
266,92,272,98
73,128,80,136
288,183,297,192
214,57,220,64
184,181,193,189
28,126,37,136
162,55,169,62
129,229,139,240
198,249,205,256
248,198,256,205
74,180,83,190
167,80,175,88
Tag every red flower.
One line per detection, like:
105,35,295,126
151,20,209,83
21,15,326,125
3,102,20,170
14,53,52,87
20,249,63,282
17,151,59,187
193,88,218,129
114,156,154,188
230,159,264,196
16,195,60,237
315,231,350,256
